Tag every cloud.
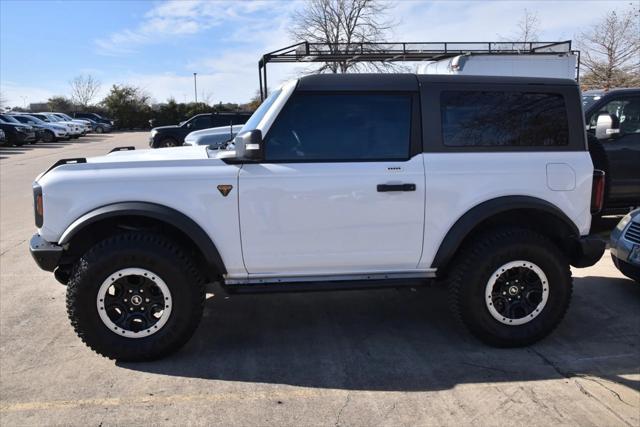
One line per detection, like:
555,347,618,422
0,81,59,108
94,0,289,55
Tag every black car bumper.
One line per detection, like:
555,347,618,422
29,234,63,272
611,254,640,282
571,235,606,268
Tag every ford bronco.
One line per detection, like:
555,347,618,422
30,74,605,361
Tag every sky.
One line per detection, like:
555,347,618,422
0,0,633,108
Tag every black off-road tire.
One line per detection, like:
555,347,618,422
42,130,55,143
160,138,178,148
66,232,205,361
448,227,572,347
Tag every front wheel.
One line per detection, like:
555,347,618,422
66,232,205,361
42,130,55,143
159,138,178,148
448,227,572,347
95,126,104,134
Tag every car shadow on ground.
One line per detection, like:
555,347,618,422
120,275,639,392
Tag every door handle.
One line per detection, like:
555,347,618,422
377,183,416,192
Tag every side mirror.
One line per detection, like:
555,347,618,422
185,122,193,129
234,129,264,162
595,112,620,140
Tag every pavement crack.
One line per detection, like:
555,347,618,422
335,392,351,427
461,362,513,374
0,239,27,257
576,375,633,407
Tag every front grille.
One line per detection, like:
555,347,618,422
625,222,640,244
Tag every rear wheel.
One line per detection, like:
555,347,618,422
66,232,205,361
448,227,572,347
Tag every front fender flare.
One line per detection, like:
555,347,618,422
59,202,227,275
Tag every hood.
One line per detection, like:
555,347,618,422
88,145,210,164
2,122,33,130
152,125,180,131
186,125,235,139
36,146,215,182
56,121,79,127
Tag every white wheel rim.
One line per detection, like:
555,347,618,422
485,260,549,326
97,268,173,338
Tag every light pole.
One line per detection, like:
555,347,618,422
193,73,198,103
20,96,27,109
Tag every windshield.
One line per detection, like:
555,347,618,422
14,116,37,125
23,115,46,125
57,113,73,120
582,94,603,109
46,115,62,122
240,88,283,132
0,114,21,124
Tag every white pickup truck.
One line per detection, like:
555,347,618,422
30,74,605,361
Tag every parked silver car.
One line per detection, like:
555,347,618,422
610,209,640,282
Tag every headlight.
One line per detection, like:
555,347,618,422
151,129,158,137
616,213,633,232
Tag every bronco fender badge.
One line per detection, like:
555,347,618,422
217,185,233,197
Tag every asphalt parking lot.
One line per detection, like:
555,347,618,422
0,133,638,426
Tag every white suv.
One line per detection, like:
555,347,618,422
29,74,605,361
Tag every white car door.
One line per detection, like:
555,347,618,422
239,91,425,276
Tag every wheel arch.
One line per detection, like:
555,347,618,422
58,202,226,279
431,196,582,276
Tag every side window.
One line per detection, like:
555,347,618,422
588,97,640,138
192,116,211,129
441,91,569,147
211,116,233,127
265,93,412,162
231,115,246,125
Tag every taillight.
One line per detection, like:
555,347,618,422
33,184,43,227
591,170,605,214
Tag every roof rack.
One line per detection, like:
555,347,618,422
259,40,578,99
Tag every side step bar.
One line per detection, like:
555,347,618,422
223,270,437,294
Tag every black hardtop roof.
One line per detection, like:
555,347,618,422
296,73,577,92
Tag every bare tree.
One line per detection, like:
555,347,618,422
577,6,640,90
515,9,540,43
69,75,101,107
497,8,540,49
289,0,397,73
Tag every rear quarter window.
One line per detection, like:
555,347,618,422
441,91,569,147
